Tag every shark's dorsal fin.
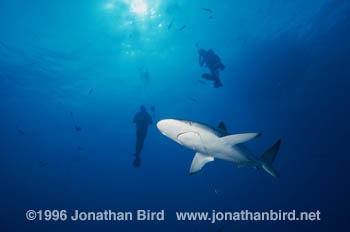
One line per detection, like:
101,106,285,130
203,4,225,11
219,133,261,145
218,122,227,132
190,152,214,174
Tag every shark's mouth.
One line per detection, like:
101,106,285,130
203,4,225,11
176,131,196,139
176,131,208,152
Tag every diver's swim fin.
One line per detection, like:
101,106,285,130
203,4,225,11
133,154,141,168
214,79,223,88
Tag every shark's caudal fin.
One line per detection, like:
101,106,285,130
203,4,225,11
190,152,214,174
260,140,281,178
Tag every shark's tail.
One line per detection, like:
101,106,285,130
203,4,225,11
260,139,281,178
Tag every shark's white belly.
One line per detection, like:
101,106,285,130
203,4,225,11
177,129,257,165
177,130,216,154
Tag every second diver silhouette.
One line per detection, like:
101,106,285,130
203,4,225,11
197,45,225,88
132,105,153,168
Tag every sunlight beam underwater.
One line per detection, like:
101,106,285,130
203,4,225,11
130,0,148,15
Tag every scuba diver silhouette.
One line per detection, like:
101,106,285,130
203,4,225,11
132,105,153,167
198,46,225,88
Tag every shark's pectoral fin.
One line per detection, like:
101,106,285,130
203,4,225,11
189,152,214,175
219,133,261,145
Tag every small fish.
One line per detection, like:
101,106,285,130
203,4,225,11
0,41,12,51
209,16,214,20
75,125,82,132
198,80,207,85
77,146,84,151
168,20,174,30
201,8,213,13
39,160,48,168
88,88,94,96
187,97,197,102
179,25,186,31
70,112,82,132
210,184,219,194
16,125,25,135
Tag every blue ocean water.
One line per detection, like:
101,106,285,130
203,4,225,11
0,0,349,231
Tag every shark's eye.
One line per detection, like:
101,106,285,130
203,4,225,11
184,121,192,126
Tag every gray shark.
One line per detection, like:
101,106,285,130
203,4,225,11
157,119,281,178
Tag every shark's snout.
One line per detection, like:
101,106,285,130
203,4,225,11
156,119,184,141
156,120,167,133
157,119,173,137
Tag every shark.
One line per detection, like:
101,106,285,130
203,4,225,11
157,119,281,178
